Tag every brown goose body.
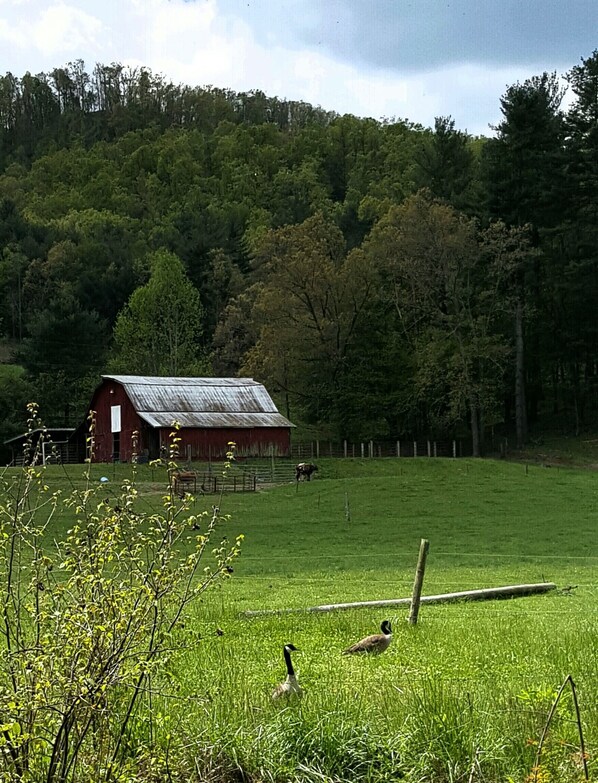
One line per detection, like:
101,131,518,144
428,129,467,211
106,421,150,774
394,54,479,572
272,644,303,700
342,620,392,655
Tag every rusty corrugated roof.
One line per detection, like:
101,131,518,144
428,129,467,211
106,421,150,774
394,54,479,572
137,412,293,428
103,376,294,428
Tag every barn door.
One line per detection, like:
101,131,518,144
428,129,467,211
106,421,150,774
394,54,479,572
111,405,121,462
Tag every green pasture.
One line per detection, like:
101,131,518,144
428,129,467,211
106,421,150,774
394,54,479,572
4,457,598,781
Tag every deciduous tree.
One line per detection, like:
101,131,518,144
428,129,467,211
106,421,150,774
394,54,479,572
111,249,206,376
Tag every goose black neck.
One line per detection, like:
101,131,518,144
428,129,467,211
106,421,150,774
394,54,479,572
284,647,295,676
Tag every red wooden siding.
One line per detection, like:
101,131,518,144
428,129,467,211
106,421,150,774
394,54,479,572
89,379,144,463
167,426,291,460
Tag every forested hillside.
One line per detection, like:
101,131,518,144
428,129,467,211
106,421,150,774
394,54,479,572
1,55,597,454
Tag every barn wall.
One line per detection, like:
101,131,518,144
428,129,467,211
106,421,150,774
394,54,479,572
164,427,291,460
90,380,144,462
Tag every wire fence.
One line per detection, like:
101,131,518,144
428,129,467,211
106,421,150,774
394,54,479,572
291,438,472,459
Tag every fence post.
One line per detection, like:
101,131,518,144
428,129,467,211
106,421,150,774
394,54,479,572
316,440,320,459
427,440,431,457
369,440,374,458
397,440,401,457
361,442,364,458
433,441,437,457
452,439,457,458
352,443,355,457
343,440,347,458
413,441,418,457
408,538,430,625
270,444,275,482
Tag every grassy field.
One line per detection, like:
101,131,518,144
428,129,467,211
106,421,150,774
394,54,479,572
4,457,598,781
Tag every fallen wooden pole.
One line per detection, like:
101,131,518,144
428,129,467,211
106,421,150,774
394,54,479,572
241,582,557,618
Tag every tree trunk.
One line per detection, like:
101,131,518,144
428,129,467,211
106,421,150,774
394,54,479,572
571,362,581,436
470,399,481,458
515,298,528,449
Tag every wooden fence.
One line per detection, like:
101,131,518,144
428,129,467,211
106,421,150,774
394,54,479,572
198,472,257,493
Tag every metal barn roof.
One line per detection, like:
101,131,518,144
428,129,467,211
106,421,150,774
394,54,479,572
103,376,294,429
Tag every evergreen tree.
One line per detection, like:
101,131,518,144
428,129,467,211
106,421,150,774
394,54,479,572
482,73,565,437
415,116,477,213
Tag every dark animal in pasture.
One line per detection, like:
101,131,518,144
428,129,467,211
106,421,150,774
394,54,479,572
295,462,318,482
342,620,393,655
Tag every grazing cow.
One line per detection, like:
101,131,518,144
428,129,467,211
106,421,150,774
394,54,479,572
295,462,318,482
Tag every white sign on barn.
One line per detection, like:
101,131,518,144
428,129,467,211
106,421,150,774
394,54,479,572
110,405,121,433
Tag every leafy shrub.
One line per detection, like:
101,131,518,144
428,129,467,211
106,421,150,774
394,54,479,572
0,406,242,782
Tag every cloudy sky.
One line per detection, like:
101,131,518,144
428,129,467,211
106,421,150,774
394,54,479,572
0,0,596,136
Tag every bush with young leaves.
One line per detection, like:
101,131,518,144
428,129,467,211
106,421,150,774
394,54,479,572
0,406,242,782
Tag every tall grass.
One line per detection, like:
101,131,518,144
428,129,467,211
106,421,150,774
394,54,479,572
15,457,598,781
168,601,597,781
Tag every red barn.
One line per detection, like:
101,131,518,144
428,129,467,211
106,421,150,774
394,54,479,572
83,375,294,463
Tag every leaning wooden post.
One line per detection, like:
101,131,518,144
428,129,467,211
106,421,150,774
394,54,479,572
408,538,430,625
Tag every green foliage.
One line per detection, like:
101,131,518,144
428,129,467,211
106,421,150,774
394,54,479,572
0,367,32,456
0,408,242,781
111,248,207,376
414,116,478,213
240,213,383,438
2,55,598,443
359,191,533,452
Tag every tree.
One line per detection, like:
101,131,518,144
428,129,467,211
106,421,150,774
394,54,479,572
361,191,521,455
553,51,598,431
482,73,565,435
211,284,261,377
483,73,565,229
18,291,108,425
242,213,381,437
111,249,206,376
0,243,27,341
415,116,477,213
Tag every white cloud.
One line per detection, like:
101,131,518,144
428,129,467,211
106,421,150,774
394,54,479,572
0,0,575,135
0,1,104,60
0,16,28,46
32,3,104,56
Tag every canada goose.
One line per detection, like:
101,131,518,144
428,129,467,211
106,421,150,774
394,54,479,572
272,644,302,700
342,620,392,655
